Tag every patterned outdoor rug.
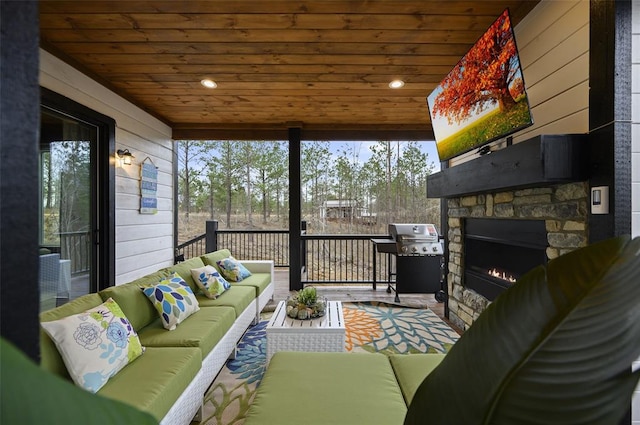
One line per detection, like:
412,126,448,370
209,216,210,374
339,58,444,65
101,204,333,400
197,302,460,425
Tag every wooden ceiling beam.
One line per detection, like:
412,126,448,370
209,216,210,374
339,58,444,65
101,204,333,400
172,124,434,142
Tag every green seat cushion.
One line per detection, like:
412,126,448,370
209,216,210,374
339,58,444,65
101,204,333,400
98,346,201,422
196,285,255,318
39,293,104,379
99,279,167,332
389,353,446,405
138,306,235,358
244,352,407,425
166,257,206,293
232,273,271,297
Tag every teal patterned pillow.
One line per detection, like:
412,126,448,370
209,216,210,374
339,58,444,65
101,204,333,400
216,256,252,282
190,265,230,299
142,272,200,330
40,298,144,393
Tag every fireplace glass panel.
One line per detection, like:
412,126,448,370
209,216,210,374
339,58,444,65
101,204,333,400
465,238,546,283
463,218,547,300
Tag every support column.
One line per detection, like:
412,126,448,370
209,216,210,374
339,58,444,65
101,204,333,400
288,127,303,290
588,0,632,242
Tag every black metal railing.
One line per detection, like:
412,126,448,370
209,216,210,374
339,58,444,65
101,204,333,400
59,231,91,274
215,230,290,265
175,234,206,262
176,220,394,287
175,225,289,266
301,234,392,285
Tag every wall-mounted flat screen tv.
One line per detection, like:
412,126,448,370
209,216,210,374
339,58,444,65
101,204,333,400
427,8,533,162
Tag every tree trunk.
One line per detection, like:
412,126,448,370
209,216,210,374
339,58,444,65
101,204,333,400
262,170,268,224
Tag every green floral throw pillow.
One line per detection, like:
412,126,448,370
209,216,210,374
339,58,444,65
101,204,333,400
142,272,200,330
216,256,252,282
190,265,231,299
40,298,144,393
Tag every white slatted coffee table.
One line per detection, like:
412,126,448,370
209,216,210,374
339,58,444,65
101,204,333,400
266,300,345,363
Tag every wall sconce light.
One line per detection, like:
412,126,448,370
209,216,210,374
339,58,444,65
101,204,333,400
117,149,134,166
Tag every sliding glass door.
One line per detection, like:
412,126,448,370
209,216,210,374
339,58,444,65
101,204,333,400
39,107,97,310
39,88,116,312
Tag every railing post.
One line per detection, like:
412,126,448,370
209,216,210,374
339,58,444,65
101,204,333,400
301,220,307,272
206,220,218,253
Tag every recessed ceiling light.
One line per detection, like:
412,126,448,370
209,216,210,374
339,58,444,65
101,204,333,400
389,80,405,89
201,79,217,89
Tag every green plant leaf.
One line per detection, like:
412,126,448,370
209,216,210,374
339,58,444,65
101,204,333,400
405,236,640,425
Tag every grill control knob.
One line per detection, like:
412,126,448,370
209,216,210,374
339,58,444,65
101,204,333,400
432,246,438,252
411,246,417,253
422,246,428,252
401,246,408,253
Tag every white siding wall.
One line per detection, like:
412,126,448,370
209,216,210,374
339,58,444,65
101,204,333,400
631,2,640,423
514,0,590,142
39,49,175,285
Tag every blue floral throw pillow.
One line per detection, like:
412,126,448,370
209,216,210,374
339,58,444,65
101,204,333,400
190,265,230,299
142,272,200,330
40,298,144,393
216,256,252,282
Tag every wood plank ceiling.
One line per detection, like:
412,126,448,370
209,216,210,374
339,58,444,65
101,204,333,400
39,1,539,141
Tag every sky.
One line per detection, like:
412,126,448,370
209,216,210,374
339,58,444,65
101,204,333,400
319,140,441,171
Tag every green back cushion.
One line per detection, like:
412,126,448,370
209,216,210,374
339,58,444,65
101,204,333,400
99,270,170,331
200,249,232,273
389,354,446,405
39,293,105,378
166,257,206,293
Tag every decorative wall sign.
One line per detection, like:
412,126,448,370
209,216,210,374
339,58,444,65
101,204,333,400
140,157,158,214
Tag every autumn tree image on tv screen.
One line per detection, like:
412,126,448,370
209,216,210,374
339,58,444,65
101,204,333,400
427,9,533,161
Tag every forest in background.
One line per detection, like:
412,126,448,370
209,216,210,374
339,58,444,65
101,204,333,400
177,140,441,242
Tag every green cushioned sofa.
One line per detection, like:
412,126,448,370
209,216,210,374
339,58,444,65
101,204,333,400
39,250,274,425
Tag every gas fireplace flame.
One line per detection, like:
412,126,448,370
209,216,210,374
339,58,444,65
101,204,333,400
487,268,517,283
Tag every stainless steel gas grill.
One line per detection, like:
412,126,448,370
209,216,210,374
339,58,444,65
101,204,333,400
390,223,443,256
371,223,445,303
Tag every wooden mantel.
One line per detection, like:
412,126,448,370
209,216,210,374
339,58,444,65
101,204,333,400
426,134,589,199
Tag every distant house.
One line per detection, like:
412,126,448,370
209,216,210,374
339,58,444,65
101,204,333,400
321,200,376,224
322,200,358,220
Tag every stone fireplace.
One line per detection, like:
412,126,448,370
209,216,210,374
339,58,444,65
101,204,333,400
425,134,591,331
445,182,589,331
